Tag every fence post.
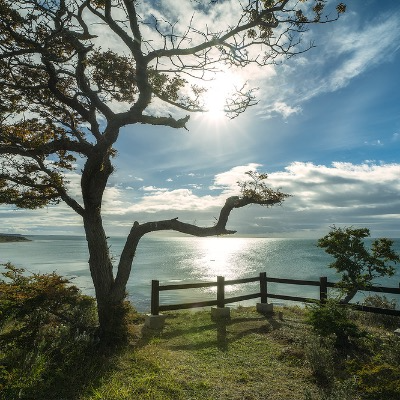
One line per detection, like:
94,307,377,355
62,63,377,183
259,272,268,304
151,280,160,316
211,276,230,320
256,272,273,315
217,276,225,308
145,280,167,329
320,276,328,304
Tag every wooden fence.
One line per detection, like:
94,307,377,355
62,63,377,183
150,272,400,317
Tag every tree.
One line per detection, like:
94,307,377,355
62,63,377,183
1,0,345,341
318,226,400,304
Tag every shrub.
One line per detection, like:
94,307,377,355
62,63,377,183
0,263,98,399
306,299,362,349
360,295,399,329
304,378,360,400
355,362,400,400
304,336,336,385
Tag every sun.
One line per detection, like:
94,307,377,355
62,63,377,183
202,69,244,121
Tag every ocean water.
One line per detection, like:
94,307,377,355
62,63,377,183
1,235,399,312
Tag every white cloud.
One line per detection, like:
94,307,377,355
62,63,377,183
2,162,400,237
141,186,168,192
261,162,400,233
125,189,219,214
105,162,400,237
364,139,383,147
256,9,400,119
325,12,400,90
104,164,262,216
260,101,302,119
211,163,262,192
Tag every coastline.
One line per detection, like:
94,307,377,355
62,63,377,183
0,233,31,243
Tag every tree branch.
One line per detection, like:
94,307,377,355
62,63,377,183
112,193,285,300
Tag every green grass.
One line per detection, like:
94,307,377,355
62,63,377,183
78,307,322,400
2,305,400,400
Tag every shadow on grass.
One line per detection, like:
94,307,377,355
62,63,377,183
1,313,147,400
1,340,131,400
140,310,283,353
9,311,283,399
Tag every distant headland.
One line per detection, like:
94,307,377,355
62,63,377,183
0,233,30,243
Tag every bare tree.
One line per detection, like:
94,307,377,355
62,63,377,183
0,0,345,341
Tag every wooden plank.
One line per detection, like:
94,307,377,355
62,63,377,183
266,277,321,286
224,293,261,304
349,304,400,316
159,281,217,291
159,299,218,311
260,272,268,304
357,286,400,295
225,276,260,285
267,293,317,304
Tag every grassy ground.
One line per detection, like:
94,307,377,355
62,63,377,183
2,304,400,400
80,306,318,400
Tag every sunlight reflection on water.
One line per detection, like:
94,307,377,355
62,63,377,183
1,235,399,312
192,237,251,279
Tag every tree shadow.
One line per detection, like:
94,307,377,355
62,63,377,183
5,338,128,400
27,312,282,398
141,312,283,353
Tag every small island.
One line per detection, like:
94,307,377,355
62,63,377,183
0,233,30,243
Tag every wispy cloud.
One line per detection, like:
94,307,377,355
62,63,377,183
255,9,400,118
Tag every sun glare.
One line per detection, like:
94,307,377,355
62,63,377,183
203,70,243,121
196,237,249,280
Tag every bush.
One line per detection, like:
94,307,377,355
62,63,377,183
355,362,400,400
360,295,399,329
304,336,336,385
0,263,98,399
306,299,362,349
304,379,360,400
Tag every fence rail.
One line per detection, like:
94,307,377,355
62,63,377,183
150,272,400,317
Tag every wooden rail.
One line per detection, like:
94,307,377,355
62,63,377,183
150,272,400,317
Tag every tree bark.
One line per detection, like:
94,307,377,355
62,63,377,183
339,288,359,304
83,210,118,340
81,146,127,342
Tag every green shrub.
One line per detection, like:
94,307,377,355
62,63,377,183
304,378,360,400
306,299,362,349
355,362,400,400
304,336,336,385
0,263,98,399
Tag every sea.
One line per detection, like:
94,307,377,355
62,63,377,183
1,235,400,312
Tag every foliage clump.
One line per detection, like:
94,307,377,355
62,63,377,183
306,299,363,349
354,362,400,400
238,171,290,205
318,226,400,303
0,263,98,399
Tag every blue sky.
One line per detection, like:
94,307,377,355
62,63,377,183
2,0,400,238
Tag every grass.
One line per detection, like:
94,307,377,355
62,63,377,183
77,307,329,400
2,304,400,400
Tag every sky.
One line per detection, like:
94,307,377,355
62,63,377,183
2,0,400,238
